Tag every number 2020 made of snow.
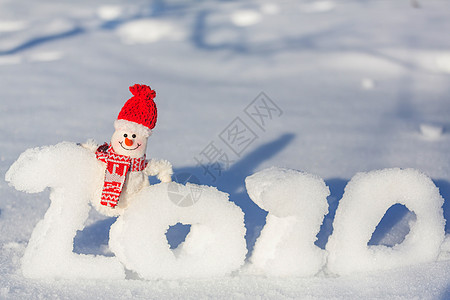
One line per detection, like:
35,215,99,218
5,143,446,279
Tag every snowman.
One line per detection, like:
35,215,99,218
83,84,172,216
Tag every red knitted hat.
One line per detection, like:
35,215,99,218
117,84,157,130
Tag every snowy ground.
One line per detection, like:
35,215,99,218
1,0,450,298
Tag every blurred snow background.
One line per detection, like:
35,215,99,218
1,0,450,298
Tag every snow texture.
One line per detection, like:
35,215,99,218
1,0,450,298
110,182,247,279
5,142,125,279
245,167,329,276
326,168,445,275
117,19,185,44
420,123,444,140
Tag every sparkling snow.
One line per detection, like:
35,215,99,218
1,0,450,299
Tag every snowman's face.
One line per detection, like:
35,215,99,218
111,129,148,158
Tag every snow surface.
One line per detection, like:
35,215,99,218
1,0,450,298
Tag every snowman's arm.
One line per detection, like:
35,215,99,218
144,159,173,183
79,139,99,152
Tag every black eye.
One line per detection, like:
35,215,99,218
132,134,136,138
123,134,128,138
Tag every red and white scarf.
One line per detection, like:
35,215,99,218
96,143,148,208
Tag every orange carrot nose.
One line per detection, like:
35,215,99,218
125,137,133,146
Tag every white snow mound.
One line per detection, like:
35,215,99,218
117,19,184,44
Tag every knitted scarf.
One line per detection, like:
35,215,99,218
96,143,147,208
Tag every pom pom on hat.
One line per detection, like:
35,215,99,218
117,84,157,131
129,84,156,101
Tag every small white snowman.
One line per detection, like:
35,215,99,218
83,84,172,216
